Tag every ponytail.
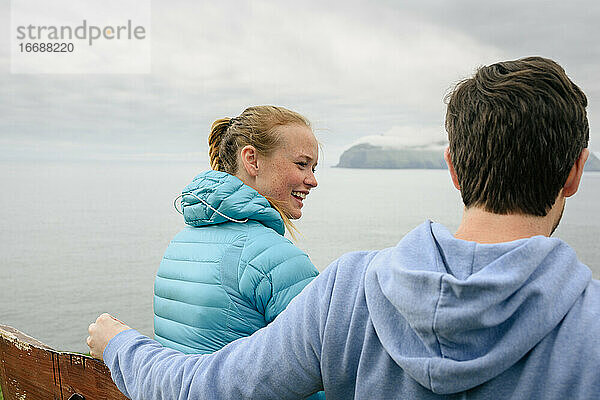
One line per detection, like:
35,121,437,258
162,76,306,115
208,118,231,171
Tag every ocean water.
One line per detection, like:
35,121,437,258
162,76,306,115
1,161,598,353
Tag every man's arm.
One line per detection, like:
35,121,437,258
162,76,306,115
88,269,332,400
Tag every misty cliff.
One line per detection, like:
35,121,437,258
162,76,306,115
336,144,600,171
335,143,446,169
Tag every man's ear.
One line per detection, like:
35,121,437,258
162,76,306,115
444,147,461,190
240,145,259,177
563,148,589,198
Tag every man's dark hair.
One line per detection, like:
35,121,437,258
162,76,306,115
445,56,589,216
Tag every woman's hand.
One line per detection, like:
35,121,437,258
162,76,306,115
87,313,131,360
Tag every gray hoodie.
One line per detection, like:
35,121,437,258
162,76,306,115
105,221,600,399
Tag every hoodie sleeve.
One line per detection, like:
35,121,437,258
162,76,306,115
103,265,332,400
239,229,320,323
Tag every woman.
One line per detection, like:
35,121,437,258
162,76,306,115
153,106,320,355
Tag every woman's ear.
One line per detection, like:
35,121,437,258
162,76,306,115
240,145,259,177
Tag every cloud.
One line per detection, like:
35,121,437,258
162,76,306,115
1,0,598,163
147,1,504,115
350,125,447,150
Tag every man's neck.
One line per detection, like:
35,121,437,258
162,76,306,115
454,206,558,244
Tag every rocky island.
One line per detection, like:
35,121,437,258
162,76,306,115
336,143,600,171
335,142,447,169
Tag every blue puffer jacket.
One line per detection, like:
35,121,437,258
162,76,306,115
153,170,320,355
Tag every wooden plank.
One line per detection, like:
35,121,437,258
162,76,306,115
0,325,128,400
57,352,127,400
0,325,60,400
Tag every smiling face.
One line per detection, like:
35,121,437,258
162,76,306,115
254,124,319,219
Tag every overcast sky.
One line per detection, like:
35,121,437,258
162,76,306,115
1,0,599,165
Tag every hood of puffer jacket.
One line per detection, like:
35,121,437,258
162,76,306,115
179,170,285,235
364,220,592,395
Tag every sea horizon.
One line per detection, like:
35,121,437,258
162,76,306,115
1,160,598,352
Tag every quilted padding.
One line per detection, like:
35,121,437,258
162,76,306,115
154,171,319,354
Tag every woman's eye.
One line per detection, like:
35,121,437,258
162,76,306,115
296,162,308,168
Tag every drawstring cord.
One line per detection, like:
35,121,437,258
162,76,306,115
173,193,249,224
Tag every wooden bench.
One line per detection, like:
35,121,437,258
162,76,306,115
0,324,127,400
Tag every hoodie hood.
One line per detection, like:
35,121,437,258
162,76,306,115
364,220,592,394
179,170,285,235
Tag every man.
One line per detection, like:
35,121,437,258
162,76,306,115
88,56,599,399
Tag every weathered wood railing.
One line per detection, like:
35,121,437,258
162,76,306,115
0,324,127,400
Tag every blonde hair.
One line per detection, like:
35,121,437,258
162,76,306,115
208,105,312,237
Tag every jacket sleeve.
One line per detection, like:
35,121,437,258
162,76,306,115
103,264,335,400
239,231,320,324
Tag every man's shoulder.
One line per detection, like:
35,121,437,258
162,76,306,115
531,277,600,387
551,276,600,346
576,278,600,321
